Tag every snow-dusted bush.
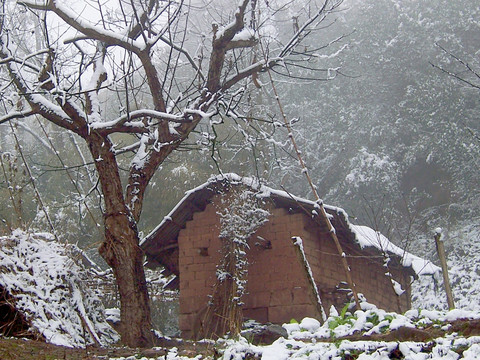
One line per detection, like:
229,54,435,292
0,229,119,348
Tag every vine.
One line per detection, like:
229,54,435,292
201,185,270,339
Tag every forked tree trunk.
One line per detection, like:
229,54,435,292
87,134,152,347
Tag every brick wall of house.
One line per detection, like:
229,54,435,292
178,195,411,338
244,207,317,324
177,200,221,339
301,224,411,313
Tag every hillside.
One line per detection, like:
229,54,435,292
412,218,480,312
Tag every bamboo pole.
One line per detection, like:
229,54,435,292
260,55,361,311
434,228,455,310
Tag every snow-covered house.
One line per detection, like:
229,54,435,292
141,174,437,339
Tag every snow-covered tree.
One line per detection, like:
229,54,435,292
0,0,345,346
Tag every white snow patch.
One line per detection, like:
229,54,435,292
0,230,119,347
350,225,440,277
105,308,121,324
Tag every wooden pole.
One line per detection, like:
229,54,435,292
434,228,455,310
259,40,361,311
292,236,327,322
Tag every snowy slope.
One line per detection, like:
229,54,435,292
216,303,480,360
412,219,480,312
0,230,119,348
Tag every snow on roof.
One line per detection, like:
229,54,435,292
142,173,438,278
0,229,119,348
350,225,440,276
141,173,334,247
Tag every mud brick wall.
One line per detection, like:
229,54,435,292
347,253,411,312
178,201,319,338
178,195,411,338
302,226,411,313
243,208,317,324
177,200,221,339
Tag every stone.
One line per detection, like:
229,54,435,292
242,323,288,345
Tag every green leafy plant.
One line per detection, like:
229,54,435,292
328,304,357,338
384,315,394,322
340,304,350,319
339,348,362,359
366,313,380,326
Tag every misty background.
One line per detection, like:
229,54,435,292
1,0,479,278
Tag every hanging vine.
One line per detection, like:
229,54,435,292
200,185,270,339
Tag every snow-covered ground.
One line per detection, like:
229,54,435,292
0,230,119,347
1,217,479,359
412,220,480,313
107,303,480,359
218,305,480,360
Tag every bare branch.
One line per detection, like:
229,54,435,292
0,49,48,72
225,37,258,51
159,35,205,82
0,43,77,131
0,109,35,125
280,0,343,58
435,42,480,81
430,62,480,90
35,49,88,130
431,43,480,91
20,0,145,52
221,58,275,91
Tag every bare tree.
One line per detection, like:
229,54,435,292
431,42,480,145
0,0,344,346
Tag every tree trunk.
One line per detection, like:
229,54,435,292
100,213,153,347
87,133,152,347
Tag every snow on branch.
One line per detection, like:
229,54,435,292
19,0,147,52
0,110,35,125
431,42,480,90
0,49,48,72
207,0,251,92
89,109,187,131
213,0,251,44
221,58,279,91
